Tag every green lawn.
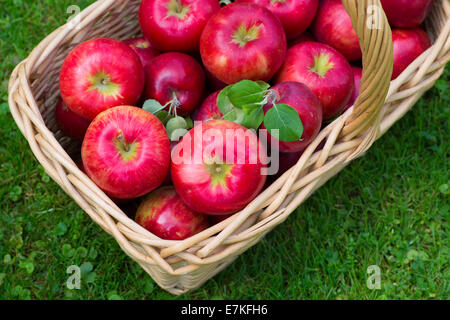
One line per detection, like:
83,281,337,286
0,0,448,300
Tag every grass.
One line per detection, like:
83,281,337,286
0,0,449,300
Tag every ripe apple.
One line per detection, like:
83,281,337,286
312,0,361,61
261,81,323,153
81,106,170,199
193,91,222,122
123,37,159,69
55,98,90,141
135,186,209,240
392,28,431,79
139,0,220,52
236,0,319,40
171,120,268,215
276,41,354,120
200,2,287,84
60,38,145,120
380,0,434,29
76,159,128,205
345,66,363,111
144,52,205,116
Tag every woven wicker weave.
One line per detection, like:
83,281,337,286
8,0,450,295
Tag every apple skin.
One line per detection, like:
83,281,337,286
55,98,91,141
392,28,431,80
171,120,268,215
200,2,287,85
76,159,129,205
81,106,171,199
312,0,361,61
193,91,223,122
345,66,363,111
261,81,323,153
143,52,205,116
380,0,434,29
236,0,319,40
139,0,220,52
135,186,209,240
123,37,159,69
275,41,354,120
60,38,145,120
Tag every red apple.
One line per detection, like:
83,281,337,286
261,81,322,153
81,106,170,199
123,37,159,69
60,38,145,120
236,0,319,40
380,0,434,29
144,52,205,116
312,0,361,61
135,186,209,240
345,66,363,111
200,2,287,84
275,41,354,120
76,159,128,205
171,120,268,215
392,28,431,80
55,98,90,140
139,0,220,52
193,91,223,122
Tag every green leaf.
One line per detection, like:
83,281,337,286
75,247,88,258
166,116,188,141
18,261,34,274
185,116,194,129
3,254,12,264
107,291,122,300
156,110,172,125
228,80,268,109
256,81,271,91
142,99,165,114
170,128,189,142
88,248,98,260
217,85,234,115
80,262,93,275
62,244,75,258
263,104,303,142
85,271,97,283
240,106,264,130
54,222,67,236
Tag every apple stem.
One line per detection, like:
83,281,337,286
166,92,181,117
116,131,130,153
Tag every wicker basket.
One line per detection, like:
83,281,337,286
8,0,450,295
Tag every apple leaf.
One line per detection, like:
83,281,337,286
227,80,268,109
264,104,303,142
240,106,264,130
156,110,172,125
143,99,166,114
217,86,234,115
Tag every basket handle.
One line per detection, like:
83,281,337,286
341,0,393,158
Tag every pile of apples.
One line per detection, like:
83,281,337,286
55,0,433,240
